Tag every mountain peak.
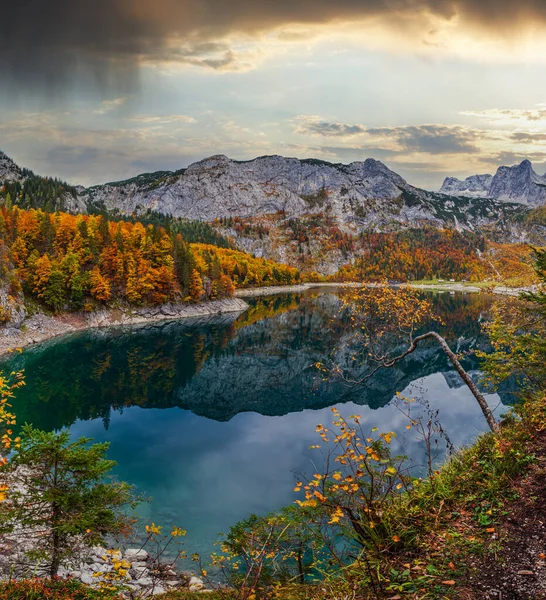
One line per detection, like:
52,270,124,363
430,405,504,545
440,158,546,204
439,173,493,197
0,150,24,182
489,159,546,204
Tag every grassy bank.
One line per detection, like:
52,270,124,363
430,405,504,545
154,391,544,599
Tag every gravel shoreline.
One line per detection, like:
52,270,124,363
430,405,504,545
408,283,536,296
235,281,536,298
234,282,363,297
0,297,249,357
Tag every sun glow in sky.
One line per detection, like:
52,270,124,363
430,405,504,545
2,0,546,188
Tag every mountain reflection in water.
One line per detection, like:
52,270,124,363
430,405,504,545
1,290,510,559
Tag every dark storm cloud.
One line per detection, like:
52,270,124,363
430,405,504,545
367,125,483,154
3,0,546,95
296,119,484,154
0,1,146,95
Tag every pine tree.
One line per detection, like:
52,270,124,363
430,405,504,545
173,234,194,295
42,269,67,310
0,426,136,577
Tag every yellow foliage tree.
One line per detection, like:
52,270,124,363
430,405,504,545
33,254,52,299
0,370,24,501
189,269,204,303
89,267,111,303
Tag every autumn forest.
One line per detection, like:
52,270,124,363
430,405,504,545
0,205,301,316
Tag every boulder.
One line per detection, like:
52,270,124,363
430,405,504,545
124,548,149,561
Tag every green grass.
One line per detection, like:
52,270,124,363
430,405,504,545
0,578,122,600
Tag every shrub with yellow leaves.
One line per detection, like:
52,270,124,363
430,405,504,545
0,368,24,502
293,407,410,561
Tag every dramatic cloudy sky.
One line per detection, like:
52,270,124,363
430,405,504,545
2,0,546,188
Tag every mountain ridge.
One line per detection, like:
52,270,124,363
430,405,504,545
79,153,527,234
440,159,546,205
0,151,87,213
1,150,543,261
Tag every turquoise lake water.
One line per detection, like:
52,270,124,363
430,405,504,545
1,290,510,559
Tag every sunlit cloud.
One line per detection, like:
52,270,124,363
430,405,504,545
462,105,546,126
128,114,198,125
3,0,546,99
94,97,128,115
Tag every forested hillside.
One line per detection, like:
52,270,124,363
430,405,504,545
0,206,301,317
216,213,537,284
333,228,537,285
0,173,84,213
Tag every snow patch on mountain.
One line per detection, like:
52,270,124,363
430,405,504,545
440,174,493,197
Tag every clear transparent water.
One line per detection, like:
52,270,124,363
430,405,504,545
1,290,509,559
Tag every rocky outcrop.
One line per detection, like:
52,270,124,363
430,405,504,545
489,160,546,205
0,538,208,597
440,160,546,206
440,174,493,197
0,287,26,331
0,152,24,182
81,154,525,231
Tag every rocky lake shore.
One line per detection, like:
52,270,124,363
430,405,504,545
0,297,249,357
0,281,535,358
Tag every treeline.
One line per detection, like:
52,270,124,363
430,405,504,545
0,206,301,313
1,175,78,213
334,228,487,282
89,203,234,248
193,244,300,288
214,216,271,239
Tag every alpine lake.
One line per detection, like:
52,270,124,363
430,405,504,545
0,288,513,561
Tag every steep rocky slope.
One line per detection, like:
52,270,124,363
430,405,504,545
0,151,87,213
0,152,24,182
441,160,546,205
82,154,525,231
440,174,493,197
490,159,546,204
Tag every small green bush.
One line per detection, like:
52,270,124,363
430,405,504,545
0,578,122,600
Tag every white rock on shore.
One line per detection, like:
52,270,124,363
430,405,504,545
0,297,249,356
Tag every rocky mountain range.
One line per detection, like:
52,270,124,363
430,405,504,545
440,159,546,205
2,150,546,257
79,154,528,233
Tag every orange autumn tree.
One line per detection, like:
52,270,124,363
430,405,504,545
320,285,498,432
189,269,204,303
89,267,111,303
0,205,301,312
